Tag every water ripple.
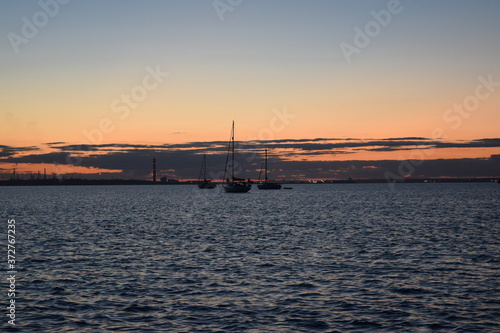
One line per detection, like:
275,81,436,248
1,183,499,331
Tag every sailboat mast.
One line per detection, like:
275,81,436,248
265,148,268,181
203,154,207,181
231,121,235,181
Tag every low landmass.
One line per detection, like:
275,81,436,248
0,178,498,186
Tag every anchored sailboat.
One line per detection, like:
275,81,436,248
257,148,281,190
223,121,251,193
198,153,216,189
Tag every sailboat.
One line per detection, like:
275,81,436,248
198,153,216,189
257,148,281,190
223,121,251,193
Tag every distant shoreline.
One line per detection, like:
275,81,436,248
0,178,498,186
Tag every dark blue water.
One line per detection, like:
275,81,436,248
1,183,499,332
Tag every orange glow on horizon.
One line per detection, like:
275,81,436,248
0,163,122,179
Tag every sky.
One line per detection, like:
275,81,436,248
1,0,499,180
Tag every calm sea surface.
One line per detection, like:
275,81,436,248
1,183,499,332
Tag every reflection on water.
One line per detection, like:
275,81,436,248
2,183,499,332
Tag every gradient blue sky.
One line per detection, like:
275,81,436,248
1,0,499,179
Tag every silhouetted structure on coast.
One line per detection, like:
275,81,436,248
0,177,498,186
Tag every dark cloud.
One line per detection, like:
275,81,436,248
380,137,432,141
219,138,437,153
51,143,167,151
5,152,73,165
49,142,227,153
434,138,500,149
280,150,354,157
1,139,499,179
43,137,500,156
363,147,432,152
52,144,100,152
45,142,66,145
0,145,39,158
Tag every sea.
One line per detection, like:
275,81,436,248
1,183,499,332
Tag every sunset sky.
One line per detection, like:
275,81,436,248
1,0,499,180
